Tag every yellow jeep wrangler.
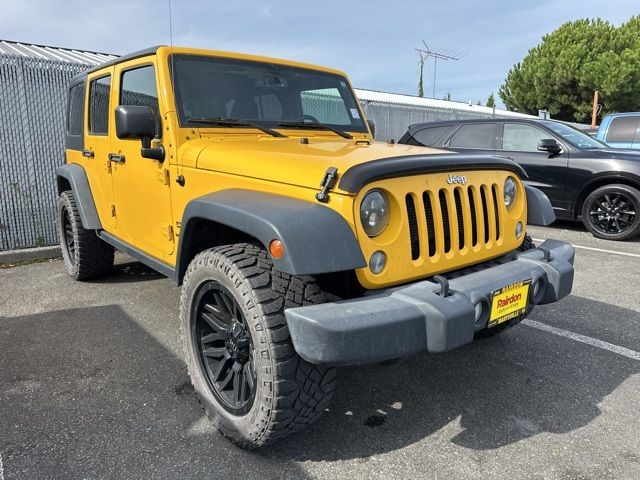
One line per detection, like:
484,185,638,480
56,46,575,448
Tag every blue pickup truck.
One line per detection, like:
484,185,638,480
596,112,640,149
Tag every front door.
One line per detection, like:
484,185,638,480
110,59,174,258
498,123,569,209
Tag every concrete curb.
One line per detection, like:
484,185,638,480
0,245,62,264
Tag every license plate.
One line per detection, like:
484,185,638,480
488,280,531,327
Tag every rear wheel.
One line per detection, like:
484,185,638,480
475,234,535,338
57,190,114,280
180,243,336,448
581,184,640,241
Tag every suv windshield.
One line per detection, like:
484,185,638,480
542,121,606,150
171,54,367,134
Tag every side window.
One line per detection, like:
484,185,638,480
300,88,350,125
449,123,496,149
89,75,111,135
606,117,640,142
120,65,159,113
502,123,550,152
412,125,451,146
67,83,84,136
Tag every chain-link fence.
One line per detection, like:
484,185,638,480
0,53,529,251
0,54,87,250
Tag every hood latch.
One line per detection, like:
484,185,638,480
316,167,338,203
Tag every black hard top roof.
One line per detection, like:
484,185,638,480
69,45,163,84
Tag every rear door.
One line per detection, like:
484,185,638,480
497,122,569,208
444,122,498,154
83,69,116,230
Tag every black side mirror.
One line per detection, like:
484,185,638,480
115,105,165,161
537,138,562,155
367,119,376,139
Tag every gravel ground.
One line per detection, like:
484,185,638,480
0,221,639,480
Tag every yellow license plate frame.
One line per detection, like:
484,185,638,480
488,280,531,327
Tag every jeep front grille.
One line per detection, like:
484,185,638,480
405,184,502,261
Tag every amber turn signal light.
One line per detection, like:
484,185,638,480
269,239,285,259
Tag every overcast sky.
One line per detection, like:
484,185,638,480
2,1,637,107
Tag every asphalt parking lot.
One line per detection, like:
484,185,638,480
1,222,639,480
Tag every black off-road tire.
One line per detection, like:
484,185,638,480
57,190,114,280
475,234,536,338
581,184,640,241
180,243,336,449
517,233,535,252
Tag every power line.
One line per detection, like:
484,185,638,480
415,41,461,98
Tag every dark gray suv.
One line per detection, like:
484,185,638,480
400,118,640,241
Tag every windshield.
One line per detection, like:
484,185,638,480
542,121,607,149
171,54,367,134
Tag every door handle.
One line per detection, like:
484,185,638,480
81,149,94,158
108,153,125,163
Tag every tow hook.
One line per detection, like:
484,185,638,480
316,167,339,203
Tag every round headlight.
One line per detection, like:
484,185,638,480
504,177,517,208
360,189,390,237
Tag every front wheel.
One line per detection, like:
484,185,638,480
180,243,336,448
581,184,640,241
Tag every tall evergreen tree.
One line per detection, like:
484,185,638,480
499,17,640,121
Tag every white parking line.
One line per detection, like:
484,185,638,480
523,319,640,361
532,238,640,258
0,452,4,480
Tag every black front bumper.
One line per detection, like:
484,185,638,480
285,239,575,366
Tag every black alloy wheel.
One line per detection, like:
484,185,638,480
61,207,76,261
582,184,640,240
588,193,636,235
192,281,257,415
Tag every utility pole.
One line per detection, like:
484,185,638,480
417,51,425,97
415,42,460,99
591,90,600,129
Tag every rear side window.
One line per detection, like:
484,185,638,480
89,75,111,135
67,83,84,136
412,125,451,146
120,65,159,112
606,116,640,142
448,123,496,149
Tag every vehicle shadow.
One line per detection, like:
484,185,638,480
91,257,163,284
262,295,640,461
0,306,312,480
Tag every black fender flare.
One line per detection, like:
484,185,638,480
176,189,366,281
525,185,556,226
56,164,102,230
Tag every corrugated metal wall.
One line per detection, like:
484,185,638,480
0,51,527,251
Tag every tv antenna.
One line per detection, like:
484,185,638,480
415,41,461,98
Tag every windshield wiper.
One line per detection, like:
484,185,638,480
187,117,287,138
277,121,353,139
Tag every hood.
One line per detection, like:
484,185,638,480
593,148,640,161
187,135,452,192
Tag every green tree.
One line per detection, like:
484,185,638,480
499,17,640,122
486,93,496,108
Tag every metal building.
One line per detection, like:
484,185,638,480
0,40,530,251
